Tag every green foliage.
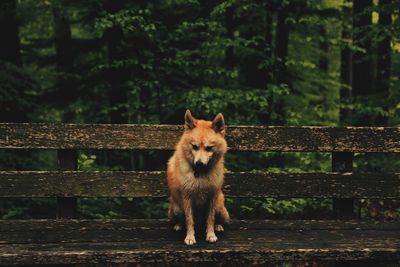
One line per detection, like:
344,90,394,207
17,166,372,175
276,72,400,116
79,198,169,219
95,9,156,36
0,198,55,219
1,0,399,221
78,153,97,171
225,196,333,220
185,87,269,122
0,61,39,121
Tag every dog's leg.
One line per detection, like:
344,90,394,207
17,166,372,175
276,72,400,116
215,191,230,232
206,194,218,243
214,224,224,232
168,197,183,231
216,191,230,224
218,205,230,224
215,207,229,232
182,195,196,245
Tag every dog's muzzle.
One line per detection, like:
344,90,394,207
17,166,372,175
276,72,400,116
193,162,209,178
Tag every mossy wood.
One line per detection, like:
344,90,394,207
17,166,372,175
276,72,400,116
0,123,399,264
0,220,399,264
0,171,399,198
1,123,399,152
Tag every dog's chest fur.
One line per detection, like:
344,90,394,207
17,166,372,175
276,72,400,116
185,178,214,206
179,163,223,206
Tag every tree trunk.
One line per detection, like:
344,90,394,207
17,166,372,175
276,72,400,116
104,0,127,124
375,0,392,126
265,2,274,82
53,6,72,71
53,3,74,122
0,0,29,123
239,8,268,89
0,0,21,66
352,0,373,126
272,5,289,125
318,24,329,108
340,2,352,124
275,7,289,86
259,2,275,124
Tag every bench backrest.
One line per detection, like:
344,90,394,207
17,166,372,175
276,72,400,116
1,123,399,218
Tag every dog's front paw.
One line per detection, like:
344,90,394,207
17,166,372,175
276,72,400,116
215,224,224,232
206,232,218,243
184,234,196,245
173,224,182,231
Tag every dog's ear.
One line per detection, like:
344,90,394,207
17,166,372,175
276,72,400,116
184,109,197,130
212,113,225,135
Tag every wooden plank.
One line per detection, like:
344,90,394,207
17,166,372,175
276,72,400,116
1,242,397,265
1,123,400,152
1,219,399,232
56,150,78,219
1,222,400,244
0,171,399,198
0,220,398,264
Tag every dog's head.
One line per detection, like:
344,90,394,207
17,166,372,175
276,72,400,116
181,110,228,176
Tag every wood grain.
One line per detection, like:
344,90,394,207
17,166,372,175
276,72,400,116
0,171,399,198
1,123,400,152
2,219,400,232
0,219,398,264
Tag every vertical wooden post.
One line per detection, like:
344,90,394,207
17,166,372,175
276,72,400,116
332,152,359,267
57,149,78,219
332,152,355,219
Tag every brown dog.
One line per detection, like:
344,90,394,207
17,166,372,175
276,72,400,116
167,110,230,245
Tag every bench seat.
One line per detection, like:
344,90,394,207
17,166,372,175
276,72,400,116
1,219,399,265
1,123,399,265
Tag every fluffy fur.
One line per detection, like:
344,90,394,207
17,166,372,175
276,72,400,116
167,110,230,245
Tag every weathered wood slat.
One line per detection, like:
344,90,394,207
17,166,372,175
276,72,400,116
2,242,398,265
0,171,399,198
1,223,398,244
1,219,399,232
0,220,399,264
1,123,400,152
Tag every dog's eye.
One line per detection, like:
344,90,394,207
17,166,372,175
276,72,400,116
205,146,213,152
192,144,199,150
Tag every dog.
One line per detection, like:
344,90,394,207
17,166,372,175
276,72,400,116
167,110,230,245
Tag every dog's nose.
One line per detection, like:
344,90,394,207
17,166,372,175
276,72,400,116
195,161,205,168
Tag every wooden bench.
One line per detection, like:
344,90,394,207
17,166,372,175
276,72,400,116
0,123,399,265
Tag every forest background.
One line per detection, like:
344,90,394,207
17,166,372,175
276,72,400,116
0,0,399,221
